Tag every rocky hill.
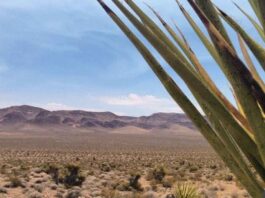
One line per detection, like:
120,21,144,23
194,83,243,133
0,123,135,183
0,105,195,130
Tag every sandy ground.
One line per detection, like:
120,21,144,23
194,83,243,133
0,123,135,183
0,127,250,197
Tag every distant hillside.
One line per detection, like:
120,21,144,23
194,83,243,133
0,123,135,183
0,105,195,130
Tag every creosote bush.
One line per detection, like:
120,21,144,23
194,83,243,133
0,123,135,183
63,164,85,188
114,173,143,192
7,176,24,188
146,166,166,183
42,163,85,188
128,173,143,191
5,168,26,188
100,162,111,172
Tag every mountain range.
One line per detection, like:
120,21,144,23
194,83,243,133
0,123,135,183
0,105,195,130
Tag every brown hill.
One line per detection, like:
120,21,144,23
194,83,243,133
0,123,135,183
0,105,195,130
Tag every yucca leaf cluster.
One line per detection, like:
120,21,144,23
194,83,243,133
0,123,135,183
97,0,265,197
174,182,199,198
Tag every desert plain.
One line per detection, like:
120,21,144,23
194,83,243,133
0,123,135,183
0,106,250,198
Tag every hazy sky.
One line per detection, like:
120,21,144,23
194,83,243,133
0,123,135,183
0,0,263,115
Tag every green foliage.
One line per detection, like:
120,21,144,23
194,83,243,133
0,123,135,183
189,166,198,173
62,164,85,188
100,162,111,172
128,173,142,191
152,166,166,182
42,163,85,188
8,176,24,188
146,166,166,183
42,163,60,184
5,168,26,188
98,0,265,197
173,183,199,198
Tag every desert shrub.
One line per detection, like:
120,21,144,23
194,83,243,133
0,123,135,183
162,176,175,188
55,192,64,198
128,173,142,191
116,180,130,191
19,164,29,172
87,170,94,176
153,167,166,182
178,170,186,179
209,165,217,170
100,162,111,172
28,191,43,198
0,187,7,194
33,184,44,193
7,175,24,188
50,183,58,190
115,173,142,192
42,163,60,184
179,161,186,166
4,165,29,188
146,166,166,183
224,174,233,181
42,163,85,188
173,183,199,198
189,166,198,173
61,164,85,188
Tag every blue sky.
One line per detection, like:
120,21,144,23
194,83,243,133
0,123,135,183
0,0,263,116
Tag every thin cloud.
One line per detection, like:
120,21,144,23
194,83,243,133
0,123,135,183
44,103,76,111
0,0,254,117
42,103,103,112
100,93,183,113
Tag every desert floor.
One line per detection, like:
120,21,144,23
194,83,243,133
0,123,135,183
0,127,250,198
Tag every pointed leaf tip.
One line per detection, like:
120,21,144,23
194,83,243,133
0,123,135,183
187,0,210,26
175,0,185,12
97,0,114,14
146,4,166,26
216,7,228,17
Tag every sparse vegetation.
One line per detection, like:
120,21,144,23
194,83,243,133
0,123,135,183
42,164,85,188
0,132,249,197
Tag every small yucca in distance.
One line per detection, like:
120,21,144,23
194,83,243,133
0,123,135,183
97,0,265,197
174,182,199,198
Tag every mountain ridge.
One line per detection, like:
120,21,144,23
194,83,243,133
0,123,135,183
0,105,195,130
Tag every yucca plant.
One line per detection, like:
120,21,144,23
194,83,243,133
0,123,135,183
174,182,199,198
97,0,265,197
